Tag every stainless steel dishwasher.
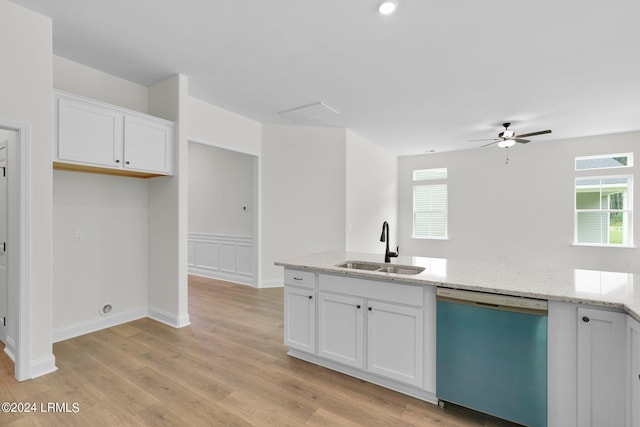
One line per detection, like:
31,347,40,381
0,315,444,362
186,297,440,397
436,287,548,427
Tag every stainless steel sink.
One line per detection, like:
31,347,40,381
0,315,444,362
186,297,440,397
335,261,381,271
375,265,425,275
335,261,425,275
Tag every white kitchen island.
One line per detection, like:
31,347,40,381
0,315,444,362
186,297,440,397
276,250,640,427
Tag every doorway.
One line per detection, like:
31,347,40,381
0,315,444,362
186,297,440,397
0,121,30,381
187,141,260,287
0,138,7,345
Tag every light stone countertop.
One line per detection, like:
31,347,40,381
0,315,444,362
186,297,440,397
275,250,640,321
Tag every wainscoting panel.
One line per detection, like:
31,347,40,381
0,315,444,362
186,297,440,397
188,233,254,286
237,245,253,275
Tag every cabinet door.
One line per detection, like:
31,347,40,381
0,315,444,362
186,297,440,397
629,316,640,427
57,97,123,167
284,287,315,353
124,116,173,174
317,293,364,368
367,301,423,387
577,307,626,427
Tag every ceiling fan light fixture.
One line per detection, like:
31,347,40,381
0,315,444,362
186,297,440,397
498,139,516,148
378,1,398,15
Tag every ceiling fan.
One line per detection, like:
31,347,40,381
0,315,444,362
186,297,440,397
471,122,552,148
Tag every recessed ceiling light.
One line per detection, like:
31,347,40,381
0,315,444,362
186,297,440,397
378,1,398,15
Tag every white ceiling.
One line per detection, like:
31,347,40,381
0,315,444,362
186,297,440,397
11,0,640,156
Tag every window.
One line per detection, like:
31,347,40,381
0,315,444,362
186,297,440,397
575,153,633,171
413,168,447,239
574,153,633,246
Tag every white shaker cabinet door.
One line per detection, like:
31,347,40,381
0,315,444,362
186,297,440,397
367,301,423,387
124,115,173,174
577,307,626,427
628,315,640,427
317,292,364,369
284,287,316,354
57,97,123,168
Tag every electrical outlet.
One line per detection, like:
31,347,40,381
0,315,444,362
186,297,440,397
74,230,83,241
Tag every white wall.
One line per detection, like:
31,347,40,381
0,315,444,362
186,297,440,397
346,130,398,255
52,55,151,338
188,96,261,156
53,56,149,113
147,75,189,327
261,124,346,285
188,143,254,236
398,131,640,273
52,171,148,337
187,96,261,287
0,0,55,378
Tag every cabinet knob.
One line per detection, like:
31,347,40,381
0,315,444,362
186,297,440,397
115,159,120,163
368,307,372,311
125,161,130,165
356,305,361,309
308,295,312,300
582,316,590,323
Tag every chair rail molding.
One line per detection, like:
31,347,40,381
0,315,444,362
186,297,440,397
188,233,255,287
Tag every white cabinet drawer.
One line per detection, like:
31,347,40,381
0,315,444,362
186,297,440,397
319,274,423,307
284,269,316,289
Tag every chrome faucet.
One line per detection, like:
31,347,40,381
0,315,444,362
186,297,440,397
379,221,399,263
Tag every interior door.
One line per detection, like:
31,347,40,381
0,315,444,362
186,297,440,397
0,140,7,344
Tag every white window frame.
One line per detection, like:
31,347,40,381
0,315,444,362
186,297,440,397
574,174,634,247
575,152,633,171
412,168,448,240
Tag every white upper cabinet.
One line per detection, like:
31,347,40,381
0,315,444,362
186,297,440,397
57,96,123,168
54,90,174,177
123,115,172,174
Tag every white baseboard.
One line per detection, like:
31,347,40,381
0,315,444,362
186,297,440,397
147,306,190,328
52,307,147,343
52,305,190,347
3,336,16,362
3,341,57,380
189,267,255,287
260,279,284,288
30,354,57,379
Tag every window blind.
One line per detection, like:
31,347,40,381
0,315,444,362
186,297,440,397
413,168,448,239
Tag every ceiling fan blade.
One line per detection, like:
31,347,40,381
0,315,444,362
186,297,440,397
481,141,500,148
469,138,499,142
514,139,530,144
515,129,552,138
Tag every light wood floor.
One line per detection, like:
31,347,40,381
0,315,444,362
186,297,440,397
0,276,519,426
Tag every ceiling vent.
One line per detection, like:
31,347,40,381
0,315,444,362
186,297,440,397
278,102,339,122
